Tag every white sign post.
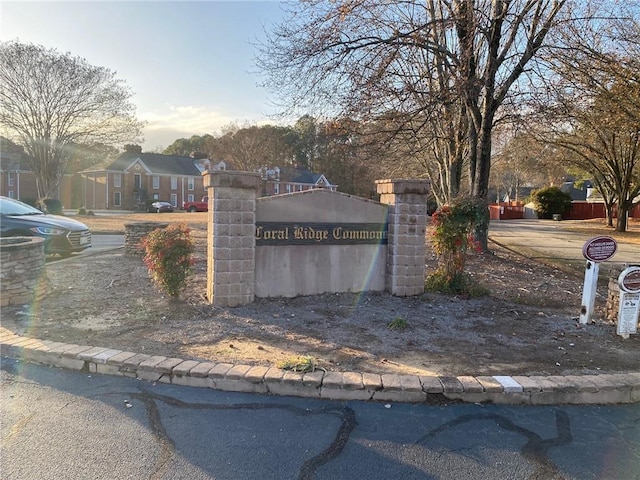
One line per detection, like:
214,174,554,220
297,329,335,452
580,260,600,324
580,236,617,324
617,266,640,338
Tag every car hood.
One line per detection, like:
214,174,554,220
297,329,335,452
5,213,89,231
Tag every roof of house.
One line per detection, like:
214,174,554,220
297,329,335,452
279,165,332,186
104,153,204,176
561,181,588,201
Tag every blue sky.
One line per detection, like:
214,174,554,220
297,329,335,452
0,1,287,151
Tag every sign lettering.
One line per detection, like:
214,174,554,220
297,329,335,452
255,222,388,246
582,236,618,262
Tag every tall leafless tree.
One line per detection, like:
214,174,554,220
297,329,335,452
530,4,640,231
257,0,567,248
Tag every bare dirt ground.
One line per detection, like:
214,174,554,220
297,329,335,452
2,217,639,377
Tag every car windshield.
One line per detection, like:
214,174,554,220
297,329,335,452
0,197,45,216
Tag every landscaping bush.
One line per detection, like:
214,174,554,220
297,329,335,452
140,223,195,298
427,198,485,290
38,198,63,215
530,186,572,219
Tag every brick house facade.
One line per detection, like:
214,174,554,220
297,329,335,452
2,135,336,210
78,152,220,210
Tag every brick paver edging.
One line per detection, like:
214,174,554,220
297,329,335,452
1,330,639,405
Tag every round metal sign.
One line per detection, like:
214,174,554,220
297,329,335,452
582,236,617,262
618,266,640,294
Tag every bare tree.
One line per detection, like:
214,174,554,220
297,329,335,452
541,78,640,231
531,6,640,231
0,41,144,199
207,124,297,171
491,130,568,202
258,0,567,248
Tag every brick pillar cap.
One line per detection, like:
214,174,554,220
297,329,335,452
204,171,262,190
375,179,431,195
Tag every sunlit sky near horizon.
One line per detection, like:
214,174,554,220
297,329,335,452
0,1,287,151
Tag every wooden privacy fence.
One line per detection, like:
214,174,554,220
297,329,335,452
490,201,640,221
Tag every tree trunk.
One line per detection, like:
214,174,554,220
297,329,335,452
616,203,629,232
605,204,614,227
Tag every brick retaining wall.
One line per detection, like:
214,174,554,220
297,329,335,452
0,237,47,307
124,222,169,256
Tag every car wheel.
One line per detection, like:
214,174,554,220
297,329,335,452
156,208,162,213
188,206,197,213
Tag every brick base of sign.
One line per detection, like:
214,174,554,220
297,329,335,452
606,267,623,323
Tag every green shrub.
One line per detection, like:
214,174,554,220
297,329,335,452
38,198,63,215
140,223,195,298
530,186,572,219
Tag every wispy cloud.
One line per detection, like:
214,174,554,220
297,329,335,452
139,105,279,150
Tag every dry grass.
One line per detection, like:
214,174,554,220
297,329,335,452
560,218,640,246
74,211,208,234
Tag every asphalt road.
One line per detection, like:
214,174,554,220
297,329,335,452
2,359,639,480
88,233,124,252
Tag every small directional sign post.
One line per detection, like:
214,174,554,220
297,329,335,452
580,236,618,324
616,266,640,338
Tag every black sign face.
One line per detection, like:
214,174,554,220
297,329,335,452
255,222,388,246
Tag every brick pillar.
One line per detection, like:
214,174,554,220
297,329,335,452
203,171,261,307
376,179,430,296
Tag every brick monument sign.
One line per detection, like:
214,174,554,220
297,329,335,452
203,171,430,307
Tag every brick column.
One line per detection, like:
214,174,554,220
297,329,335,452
376,179,430,296
203,171,261,307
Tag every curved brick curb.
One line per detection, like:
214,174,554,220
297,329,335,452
1,330,639,405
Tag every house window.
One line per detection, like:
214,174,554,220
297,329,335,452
153,193,159,200
8,190,14,198
187,177,195,190
152,176,160,189
113,191,121,207
134,173,142,189
187,194,194,202
170,193,177,207
274,183,279,195
113,173,121,188
298,184,303,192
286,184,291,193
171,176,178,190
8,173,14,186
